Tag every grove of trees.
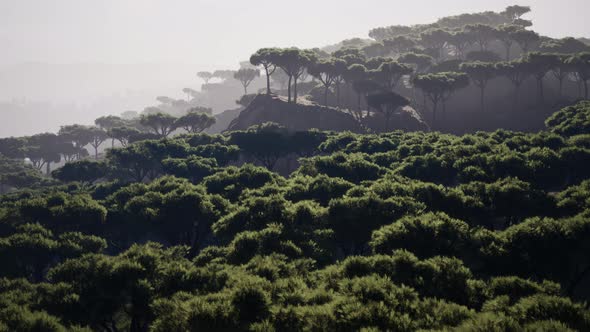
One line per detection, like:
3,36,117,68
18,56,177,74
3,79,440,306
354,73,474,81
1,4,590,332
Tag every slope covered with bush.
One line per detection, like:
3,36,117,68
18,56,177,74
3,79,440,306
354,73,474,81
0,100,589,331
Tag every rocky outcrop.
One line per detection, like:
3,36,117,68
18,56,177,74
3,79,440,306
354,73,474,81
361,106,430,132
226,94,429,133
226,95,364,132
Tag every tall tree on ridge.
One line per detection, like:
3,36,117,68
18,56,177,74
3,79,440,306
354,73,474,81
250,48,280,95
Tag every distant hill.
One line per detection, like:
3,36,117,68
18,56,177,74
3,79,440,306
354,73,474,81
227,94,428,133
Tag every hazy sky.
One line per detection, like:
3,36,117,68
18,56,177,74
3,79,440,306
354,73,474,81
2,0,589,67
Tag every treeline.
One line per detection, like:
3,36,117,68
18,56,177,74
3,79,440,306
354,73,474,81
0,101,589,330
246,5,590,129
0,108,216,183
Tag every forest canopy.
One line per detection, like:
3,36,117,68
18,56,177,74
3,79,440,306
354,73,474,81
1,4,590,332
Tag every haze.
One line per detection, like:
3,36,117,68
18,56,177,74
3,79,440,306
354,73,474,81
1,0,589,136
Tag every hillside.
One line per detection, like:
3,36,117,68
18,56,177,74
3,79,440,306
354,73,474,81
2,4,590,332
227,94,364,132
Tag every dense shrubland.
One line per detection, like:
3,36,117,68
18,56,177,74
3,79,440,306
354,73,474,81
0,99,589,331
2,4,590,331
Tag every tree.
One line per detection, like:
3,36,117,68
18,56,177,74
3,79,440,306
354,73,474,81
373,61,413,91
344,64,369,119
419,29,452,60
52,160,107,184
496,60,533,107
383,36,417,55
511,29,540,55
0,137,26,159
197,71,214,85
465,24,497,51
229,123,290,170
234,68,260,95
366,91,410,131
175,112,215,134
95,116,127,148
352,79,382,119
94,115,125,131
547,54,571,97
250,48,279,95
361,42,387,58
107,126,141,148
524,52,555,103
540,37,590,54
460,61,498,111
447,31,475,59
308,58,343,106
495,25,520,60
398,52,434,73
25,133,62,175
565,52,590,99
182,88,197,101
139,112,177,138
87,127,108,159
413,72,469,124
58,124,92,159
272,48,317,103
502,5,531,21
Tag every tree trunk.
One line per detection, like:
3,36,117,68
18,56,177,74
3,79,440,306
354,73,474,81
584,79,589,99
336,82,341,108
357,93,362,115
243,85,248,95
324,86,329,107
558,78,563,98
287,76,292,102
265,67,271,94
294,77,299,103
46,162,51,176
95,146,99,160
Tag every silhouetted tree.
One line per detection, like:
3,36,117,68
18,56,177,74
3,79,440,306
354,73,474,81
367,91,410,131
273,48,317,103
465,24,497,51
308,58,344,106
502,5,531,21
496,60,533,107
250,48,280,95
461,61,498,111
420,29,452,60
495,25,520,60
448,31,475,59
511,29,540,55
524,52,555,103
197,71,214,84
140,112,177,138
565,52,590,99
234,68,260,95
175,112,215,134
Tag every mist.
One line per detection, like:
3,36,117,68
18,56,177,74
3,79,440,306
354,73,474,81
1,0,589,136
